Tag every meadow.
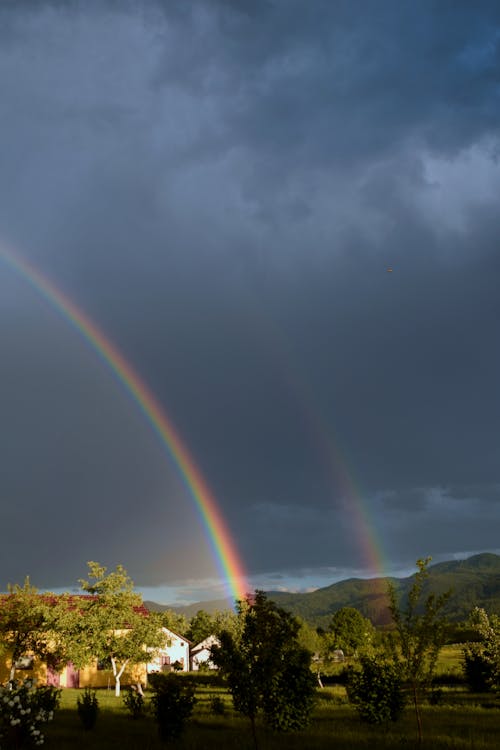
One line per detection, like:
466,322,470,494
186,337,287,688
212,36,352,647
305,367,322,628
42,649,500,750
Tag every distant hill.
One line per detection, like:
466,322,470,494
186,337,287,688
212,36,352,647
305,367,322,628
144,597,233,618
145,553,500,628
269,553,500,627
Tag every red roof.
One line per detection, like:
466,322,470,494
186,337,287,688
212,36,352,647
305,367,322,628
0,593,150,618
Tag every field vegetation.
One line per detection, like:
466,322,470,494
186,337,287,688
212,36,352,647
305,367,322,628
39,680,500,750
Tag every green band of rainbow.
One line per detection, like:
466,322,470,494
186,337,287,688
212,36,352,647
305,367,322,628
0,244,248,602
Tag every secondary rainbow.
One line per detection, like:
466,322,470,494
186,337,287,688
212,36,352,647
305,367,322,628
0,244,248,602
245,304,387,579
295,384,387,578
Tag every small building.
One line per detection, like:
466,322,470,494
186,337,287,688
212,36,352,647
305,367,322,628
190,634,220,671
147,627,191,675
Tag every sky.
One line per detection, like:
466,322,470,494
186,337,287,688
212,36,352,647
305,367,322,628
1,0,499,605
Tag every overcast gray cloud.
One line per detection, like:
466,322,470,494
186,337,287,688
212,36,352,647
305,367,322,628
0,0,499,600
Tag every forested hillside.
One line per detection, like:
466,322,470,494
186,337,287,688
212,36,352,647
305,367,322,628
268,553,500,627
146,554,500,628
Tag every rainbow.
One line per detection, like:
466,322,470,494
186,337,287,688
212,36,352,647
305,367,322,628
0,244,248,602
294,390,386,578
244,305,387,579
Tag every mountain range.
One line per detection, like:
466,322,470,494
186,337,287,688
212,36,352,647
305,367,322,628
145,553,500,628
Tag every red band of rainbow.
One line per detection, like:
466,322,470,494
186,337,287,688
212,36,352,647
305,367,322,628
0,244,248,602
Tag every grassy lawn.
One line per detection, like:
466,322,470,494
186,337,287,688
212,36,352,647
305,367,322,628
435,645,465,675
40,683,500,750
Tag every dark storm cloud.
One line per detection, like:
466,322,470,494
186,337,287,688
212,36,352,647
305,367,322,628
152,0,500,173
0,0,499,592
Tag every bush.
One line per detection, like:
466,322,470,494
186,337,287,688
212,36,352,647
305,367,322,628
76,687,99,730
149,672,224,689
347,656,406,725
209,695,226,715
150,674,196,741
463,645,495,692
262,649,318,732
428,688,444,705
0,680,59,748
123,687,146,719
32,685,61,715
431,672,464,686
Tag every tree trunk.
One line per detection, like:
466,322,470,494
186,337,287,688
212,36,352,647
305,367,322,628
9,662,16,685
250,714,259,750
412,683,423,744
111,657,129,697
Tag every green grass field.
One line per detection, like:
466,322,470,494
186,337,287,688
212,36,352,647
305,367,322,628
436,645,464,673
42,677,500,750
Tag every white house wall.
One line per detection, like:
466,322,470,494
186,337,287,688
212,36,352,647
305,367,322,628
147,627,190,673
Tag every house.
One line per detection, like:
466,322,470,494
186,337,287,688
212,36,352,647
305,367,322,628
147,627,191,675
190,634,220,671
0,596,190,688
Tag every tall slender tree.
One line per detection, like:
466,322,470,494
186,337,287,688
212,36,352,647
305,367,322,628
387,558,451,744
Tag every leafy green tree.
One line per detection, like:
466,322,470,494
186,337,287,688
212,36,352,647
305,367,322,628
63,562,166,697
327,607,374,657
463,607,500,691
185,608,243,645
211,591,317,750
296,618,321,654
186,609,216,644
387,557,451,744
159,610,188,636
296,618,324,685
347,656,406,724
213,608,245,640
0,578,65,682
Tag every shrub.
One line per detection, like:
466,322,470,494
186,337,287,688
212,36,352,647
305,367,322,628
123,687,146,719
209,694,226,715
150,674,196,741
150,672,224,689
0,680,59,748
431,672,464,686
32,685,61,715
428,688,444,705
262,649,318,732
465,608,500,691
347,656,406,725
76,687,99,730
463,645,495,692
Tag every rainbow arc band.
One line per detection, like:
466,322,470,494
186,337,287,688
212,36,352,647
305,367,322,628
0,244,248,603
